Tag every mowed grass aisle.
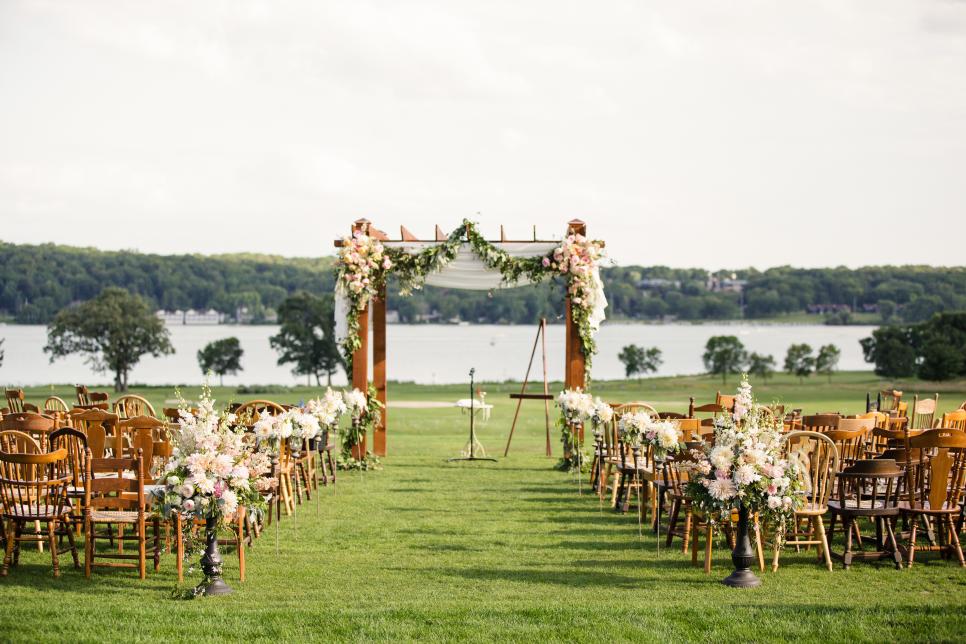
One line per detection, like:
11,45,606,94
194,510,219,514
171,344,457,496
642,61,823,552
2,374,966,641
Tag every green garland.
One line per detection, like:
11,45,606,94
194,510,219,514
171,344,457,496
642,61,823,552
340,383,383,470
338,219,601,380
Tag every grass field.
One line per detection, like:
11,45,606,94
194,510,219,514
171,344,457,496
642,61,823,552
2,372,966,642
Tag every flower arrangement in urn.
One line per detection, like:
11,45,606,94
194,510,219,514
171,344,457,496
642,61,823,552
306,387,347,449
157,385,271,596
618,411,684,461
685,377,803,530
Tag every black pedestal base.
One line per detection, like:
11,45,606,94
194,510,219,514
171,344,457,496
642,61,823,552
722,568,761,588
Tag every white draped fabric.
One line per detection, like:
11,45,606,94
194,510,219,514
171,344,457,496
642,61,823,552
334,241,607,346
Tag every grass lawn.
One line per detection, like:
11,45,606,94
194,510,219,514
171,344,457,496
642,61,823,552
3,372,966,642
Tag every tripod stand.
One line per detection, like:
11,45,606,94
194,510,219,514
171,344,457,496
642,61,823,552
448,367,496,463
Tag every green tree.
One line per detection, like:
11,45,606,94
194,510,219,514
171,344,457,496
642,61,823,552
270,291,344,386
860,326,917,378
702,336,747,384
746,352,776,382
617,344,662,379
815,344,841,383
915,312,966,381
44,287,173,391
784,343,815,384
197,337,244,385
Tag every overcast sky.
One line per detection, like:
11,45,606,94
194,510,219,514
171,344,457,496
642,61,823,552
1,1,964,269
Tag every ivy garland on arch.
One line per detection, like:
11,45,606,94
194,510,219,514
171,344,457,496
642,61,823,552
335,219,606,379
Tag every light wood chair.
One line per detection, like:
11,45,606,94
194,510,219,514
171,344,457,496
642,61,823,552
84,448,160,579
802,414,840,433
44,396,70,414
235,400,286,426
877,389,903,414
773,431,839,571
715,391,736,412
0,429,42,454
49,427,90,535
69,408,119,459
0,412,56,451
909,394,939,430
113,395,157,420
688,399,726,429
940,410,966,431
0,448,78,577
901,429,966,567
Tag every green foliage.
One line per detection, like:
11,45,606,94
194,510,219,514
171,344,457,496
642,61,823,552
815,344,841,383
746,352,776,382
197,337,243,385
861,326,918,378
702,336,747,384
270,292,344,386
617,344,662,379
43,287,174,391
784,344,815,383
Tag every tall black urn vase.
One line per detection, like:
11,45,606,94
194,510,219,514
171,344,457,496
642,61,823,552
722,503,761,588
198,516,233,596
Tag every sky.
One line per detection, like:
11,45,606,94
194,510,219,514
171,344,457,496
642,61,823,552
0,1,964,269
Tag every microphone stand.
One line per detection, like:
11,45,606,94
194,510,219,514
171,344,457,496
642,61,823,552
448,367,496,463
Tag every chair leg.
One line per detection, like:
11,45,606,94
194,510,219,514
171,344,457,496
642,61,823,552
843,518,854,569
666,499,679,548
815,516,832,571
691,520,700,567
153,519,161,572
64,521,79,569
138,518,146,580
2,520,16,576
704,523,714,574
947,516,966,567
884,517,902,569
907,516,919,568
327,449,337,484
48,521,60,578
175,515,184,583
754,514,764,572
237,511,246,583
84,519,93,579
682,508,692,555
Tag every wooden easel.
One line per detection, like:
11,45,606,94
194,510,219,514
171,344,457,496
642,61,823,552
504,318,553,457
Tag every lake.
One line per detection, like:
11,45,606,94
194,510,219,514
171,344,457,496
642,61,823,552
0,322,877,387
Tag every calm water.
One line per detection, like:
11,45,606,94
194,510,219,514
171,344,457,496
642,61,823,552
0,323,877,387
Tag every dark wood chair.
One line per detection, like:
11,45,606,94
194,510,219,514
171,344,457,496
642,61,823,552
49,427,90,535
0,412,56,451
802,414,840,433
0,448,78,577
827,459,904,569
901,428,966,567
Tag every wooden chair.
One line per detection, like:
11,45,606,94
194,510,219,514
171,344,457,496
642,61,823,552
607,403,657,510
909,394,939,430
689,507,764,575
715,391,736,412
113,395,157,420
827,459,904,569
117,416,164,471
940,410,966,431
900,428,966,567
773,431,839,571
69,408,119,459
44,396,70,414
0,412,56,451
5,389,25,414
801,414,840,433
0,449,78,577
84,449,160,579
0,429,42,454
688,399,726,429
665,447,698,552
235,400,286,426
877,389,903,414
657,411,687,420
823,428,867,472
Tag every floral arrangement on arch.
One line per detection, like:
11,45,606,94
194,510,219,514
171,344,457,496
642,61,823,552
157,386,271,529
685,377,804,531
334,220,606,379
340,385,383,470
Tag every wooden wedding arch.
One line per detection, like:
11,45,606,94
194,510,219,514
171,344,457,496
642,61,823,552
334,218,593,457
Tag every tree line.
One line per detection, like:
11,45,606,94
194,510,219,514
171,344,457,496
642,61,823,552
2,241,964,325
860,312,966,381
618,338,841,384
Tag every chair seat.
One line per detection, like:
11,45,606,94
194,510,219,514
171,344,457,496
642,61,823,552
898,500,961,515
89,510,141,523
3,502,72,520
829,499,898,513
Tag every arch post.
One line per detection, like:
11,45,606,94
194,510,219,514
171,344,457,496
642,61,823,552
372,284,388,456
351,218,370,459
564,219,587,392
